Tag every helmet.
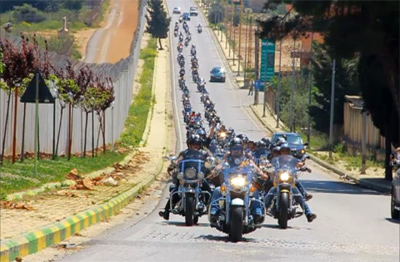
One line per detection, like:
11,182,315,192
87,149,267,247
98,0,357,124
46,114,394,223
272,146,281,156
256,141,266,148
196,129,206,137
280,143,291,154
276,137,286,146
261,137,271,146
236,134,249,143
188,134,202,146
229,137,243,157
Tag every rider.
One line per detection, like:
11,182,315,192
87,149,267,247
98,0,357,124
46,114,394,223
391,147,400,175
159,135,212,220
264,144,317,223
280,143,313,201
208,138,268,225
179,67,185,77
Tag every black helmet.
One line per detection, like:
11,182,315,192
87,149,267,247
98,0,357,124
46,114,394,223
191,134,202,146
229,137,243,147
280,143,291,154
229,137,243,157
236,134,249,143
256,140,266,148
261,137,271,146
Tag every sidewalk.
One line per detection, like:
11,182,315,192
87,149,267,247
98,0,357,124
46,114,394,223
0,38,172,262
249,103,392,193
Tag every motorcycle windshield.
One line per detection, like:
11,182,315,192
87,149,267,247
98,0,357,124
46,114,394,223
271,155,299,173
252,148,269,159
179,159,204,173
222,166,253,185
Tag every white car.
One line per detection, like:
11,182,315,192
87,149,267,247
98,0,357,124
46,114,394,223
190,7,198,16
173,7,181,14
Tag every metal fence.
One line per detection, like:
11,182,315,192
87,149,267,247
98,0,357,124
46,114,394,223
0,0,147,156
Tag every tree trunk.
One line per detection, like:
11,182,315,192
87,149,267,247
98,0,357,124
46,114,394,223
67,103,72,160
12,88,18,163
55,106,64,156
21,103,26,162
96,113,102,156
83,111,89,158
92,110,94,158
1,91,12,165
158,38,163,50
102,110,106,154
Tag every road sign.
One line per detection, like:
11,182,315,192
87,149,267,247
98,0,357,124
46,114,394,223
260,38,275,84
20,72,55,104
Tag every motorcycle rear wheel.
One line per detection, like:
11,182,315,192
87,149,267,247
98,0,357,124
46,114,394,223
230,206,243,242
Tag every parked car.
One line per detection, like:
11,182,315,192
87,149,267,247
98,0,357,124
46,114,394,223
190,7,198,16
271,132,308,158
182,12,191,21
173,7,181,14
391,163,400,219
209,67,226,82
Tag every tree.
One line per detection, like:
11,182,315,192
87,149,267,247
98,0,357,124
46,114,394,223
259,0,399,180
309,42,360,133
208,2,225,25
146,0,171,50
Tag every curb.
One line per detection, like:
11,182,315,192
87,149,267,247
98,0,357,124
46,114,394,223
1,37,168,262
249,105,391,194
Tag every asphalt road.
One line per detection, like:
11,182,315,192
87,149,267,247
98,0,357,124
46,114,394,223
59,0,399,261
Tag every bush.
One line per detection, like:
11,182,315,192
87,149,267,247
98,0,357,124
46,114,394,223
13,4,46,23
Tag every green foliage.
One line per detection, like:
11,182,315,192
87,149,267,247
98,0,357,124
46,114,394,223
146,0,171,39
309,41,360,133
0,51,4,74
62,0,83,11
13,4,47,23
120,38,157,147
0,151,126,195
208,2,225,25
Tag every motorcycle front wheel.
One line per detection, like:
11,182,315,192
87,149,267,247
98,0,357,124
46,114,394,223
185,193,195,226
278,192,289,229
230,206,243,242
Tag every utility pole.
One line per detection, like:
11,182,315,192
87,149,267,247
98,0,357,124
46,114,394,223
289,38,296,132
328,58,336,159
229,3,233,57
307,32,314,144
237,1,243,76
244,10,249,83
276,40,282,128
254,27,260,105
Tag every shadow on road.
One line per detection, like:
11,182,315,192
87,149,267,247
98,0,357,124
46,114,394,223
384,218,400,224
195,234,257,243
162,221,210,228
300,180,385,195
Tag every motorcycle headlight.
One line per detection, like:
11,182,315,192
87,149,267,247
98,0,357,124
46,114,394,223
279,172,291,182
231,176,246,188
184,168,197,179
177,172,184,180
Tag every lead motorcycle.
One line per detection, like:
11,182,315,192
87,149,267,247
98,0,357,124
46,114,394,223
207,160,265,242
268,154,311,229
165,157,211,226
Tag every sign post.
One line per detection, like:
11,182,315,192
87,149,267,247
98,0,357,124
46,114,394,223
259,38,275,89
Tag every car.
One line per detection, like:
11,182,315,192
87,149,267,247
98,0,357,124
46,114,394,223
190,7,198,16
182,12,191,21
270,132,308,158
173,7,181,14
209,67,226,82
391,164,400,219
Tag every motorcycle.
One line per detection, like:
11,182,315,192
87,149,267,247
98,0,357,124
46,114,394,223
191,49,196,56
179,59,185,67
267,154,311,229
177,45,183,53
197,81,206,93
174,30,178,37
192,72,199,82
179,77,185,89
206,161,265,242
163,157,211,226
185,39,190,47
179,16,183,23
198,27,202,33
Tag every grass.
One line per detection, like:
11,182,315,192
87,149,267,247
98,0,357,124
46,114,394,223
0,37,158,196
119,37,158,147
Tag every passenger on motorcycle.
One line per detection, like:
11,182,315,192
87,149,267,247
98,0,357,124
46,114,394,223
264,144,317,223
208,138,268,225
159,135,213,220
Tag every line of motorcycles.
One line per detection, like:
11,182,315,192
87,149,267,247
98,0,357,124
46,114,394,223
165,21,314,242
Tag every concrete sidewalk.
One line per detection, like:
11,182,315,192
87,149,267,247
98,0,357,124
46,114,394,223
0,38,172,262
250,103,392,193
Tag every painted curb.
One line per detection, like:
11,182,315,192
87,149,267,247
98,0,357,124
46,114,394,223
249,105,391,193
0,37,169,262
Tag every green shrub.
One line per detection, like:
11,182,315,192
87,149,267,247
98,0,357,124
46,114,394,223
13,4,46,23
